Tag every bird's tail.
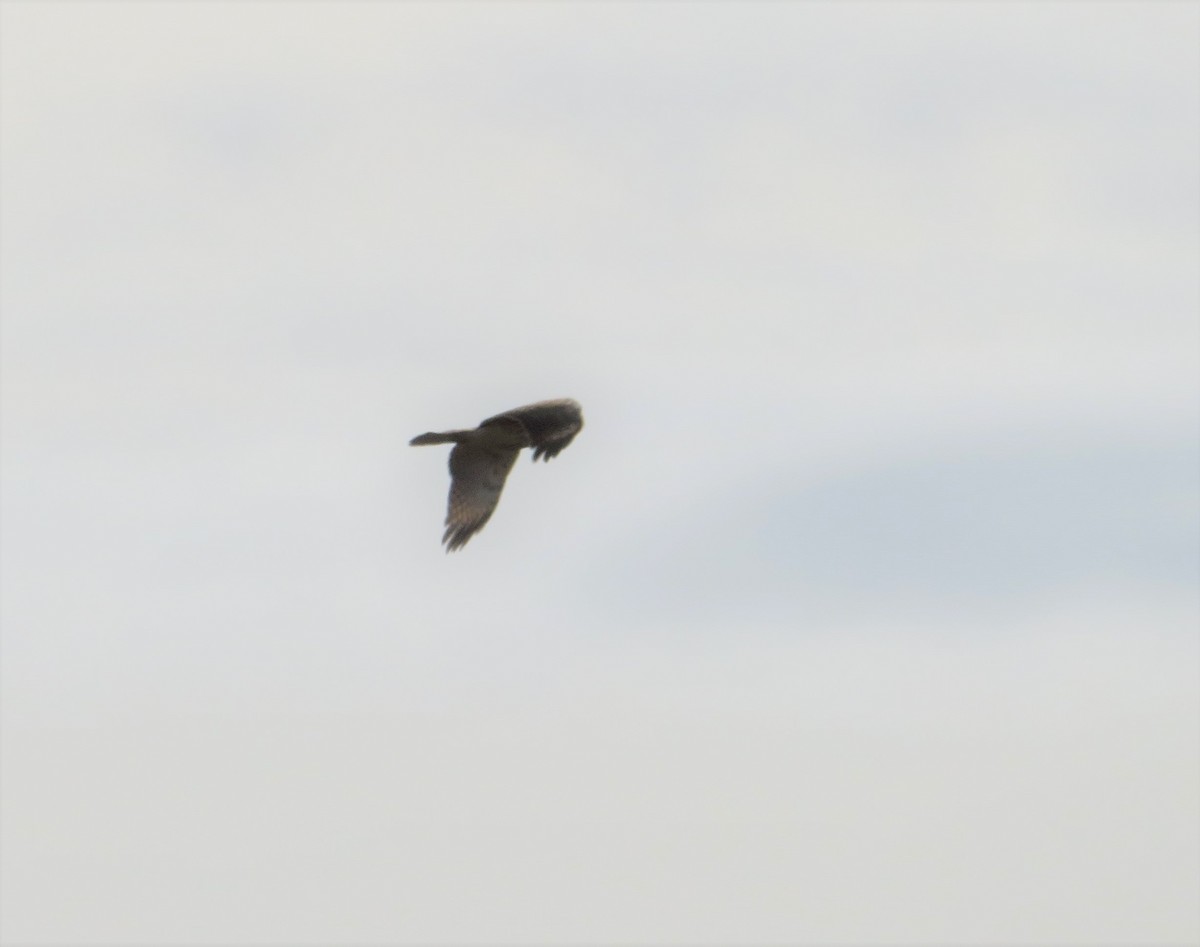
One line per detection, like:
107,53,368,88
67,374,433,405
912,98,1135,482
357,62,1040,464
409,430,470,446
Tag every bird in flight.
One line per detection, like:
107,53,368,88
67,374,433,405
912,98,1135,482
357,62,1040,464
410,398,584,551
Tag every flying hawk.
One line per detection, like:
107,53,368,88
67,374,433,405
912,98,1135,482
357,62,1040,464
410,398,584,551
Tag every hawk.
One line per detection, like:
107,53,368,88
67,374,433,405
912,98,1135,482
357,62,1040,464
410,398,584,551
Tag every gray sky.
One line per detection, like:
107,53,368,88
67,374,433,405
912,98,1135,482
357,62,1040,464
2,2,1198,944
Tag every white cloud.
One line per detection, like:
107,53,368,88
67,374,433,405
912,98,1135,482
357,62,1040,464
4,597,1196,943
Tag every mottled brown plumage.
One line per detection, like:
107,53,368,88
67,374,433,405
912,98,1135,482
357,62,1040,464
410,398,584,551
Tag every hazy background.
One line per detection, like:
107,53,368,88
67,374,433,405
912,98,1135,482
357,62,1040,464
2,2,1197,944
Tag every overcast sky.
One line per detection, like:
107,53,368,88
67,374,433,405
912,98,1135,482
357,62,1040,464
2,2,1198,944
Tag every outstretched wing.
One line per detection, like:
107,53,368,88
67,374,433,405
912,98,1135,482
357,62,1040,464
443,443,521,551
485,398,584,462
